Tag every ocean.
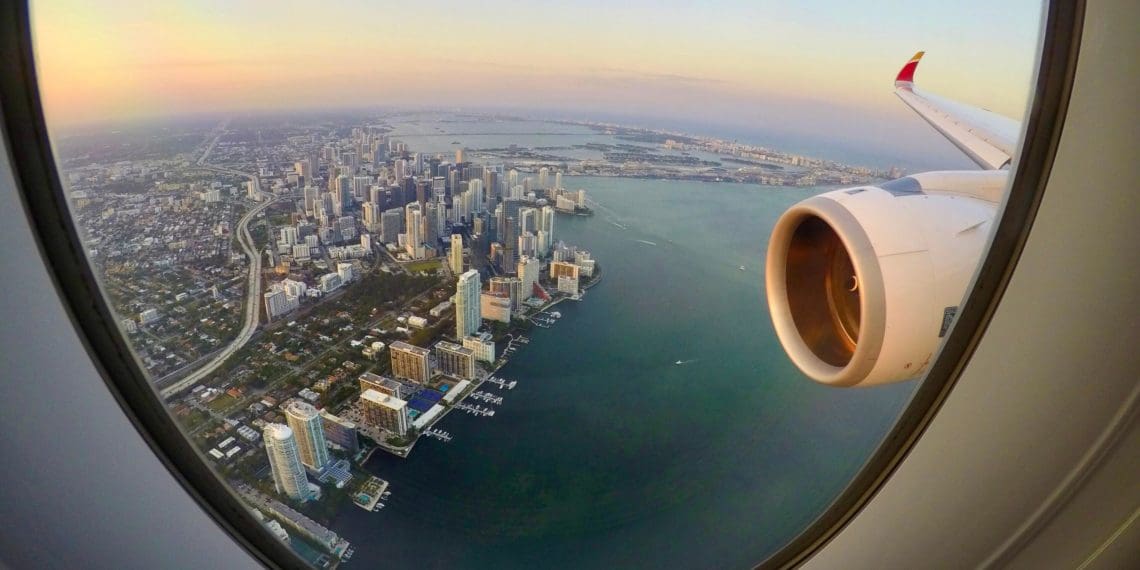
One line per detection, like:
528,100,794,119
329,175,917,569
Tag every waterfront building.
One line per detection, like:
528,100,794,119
480,292,512,323
558,275,580,296
319,410,359,454
360,389,409,437
449,234,464,274
517,256,540,301
463,332,496,363
284,401,330,471
358,372,414,400
435,341,477,380
550,261,581,281
389,341,432,384
263,424,312,502
539,205,555,236
455,269,481,339
490,276,524,311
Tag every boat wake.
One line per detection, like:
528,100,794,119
635,239,657,246
674,359,698,366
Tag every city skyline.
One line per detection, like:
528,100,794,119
31,1,1043,169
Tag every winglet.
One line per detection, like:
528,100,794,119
894,51,925,88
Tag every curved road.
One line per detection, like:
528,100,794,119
160,164,278,398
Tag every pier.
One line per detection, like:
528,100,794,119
422,428,453,442
470,390,504,405
455,402,496,417
483,376,517,390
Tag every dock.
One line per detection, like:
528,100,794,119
352,475,389,512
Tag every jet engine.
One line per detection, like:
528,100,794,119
765,171,1008,386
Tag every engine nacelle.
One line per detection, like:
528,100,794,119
765,171,1007,386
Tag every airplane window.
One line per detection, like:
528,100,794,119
27,1,1045,567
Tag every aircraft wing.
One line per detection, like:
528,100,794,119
894,52,1021,170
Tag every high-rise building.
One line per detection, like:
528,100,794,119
449,234,464,275
360,389,409,437
518,231,537,258
456,269,482,339
405,203,424,259
263,424,312,502
502,216,518,270
550,260,581,281
517,256,540,301
389,341,432,384
319,410,358,454
362,202,381,233
358,372,414,400
537,167,550,190
284,401,329,471
519,207,537,234
424,201,439,245
480,292,512,323
539,206,555,244
554,171,563,190
380,207,402,243
489,276,523,311
468,179,484,213
434,341,476,380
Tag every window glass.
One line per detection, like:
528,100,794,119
31,1,1042,567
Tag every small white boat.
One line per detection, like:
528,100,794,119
738,265,746,271
675,360,684,365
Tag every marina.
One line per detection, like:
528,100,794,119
455,402,496,417
422,428,452,442
482,376,517,390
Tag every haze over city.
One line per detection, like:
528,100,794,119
32,0,1042,170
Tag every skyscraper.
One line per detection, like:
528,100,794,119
405,202,424,259
537,167,550,190
284,401,330,471
263,424,311,502
540,205,555,243
456,269,482,339
518,256,539,300
449,234,464,275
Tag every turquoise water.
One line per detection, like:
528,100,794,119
330,177,917,568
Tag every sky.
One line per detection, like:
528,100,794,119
30,0,1044,169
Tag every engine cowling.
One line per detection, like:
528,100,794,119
765,171,1007,386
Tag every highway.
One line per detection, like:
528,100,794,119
159,129,278,398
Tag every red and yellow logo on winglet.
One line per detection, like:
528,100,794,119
895,51,925,85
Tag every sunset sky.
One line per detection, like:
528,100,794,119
30,0,1044,168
